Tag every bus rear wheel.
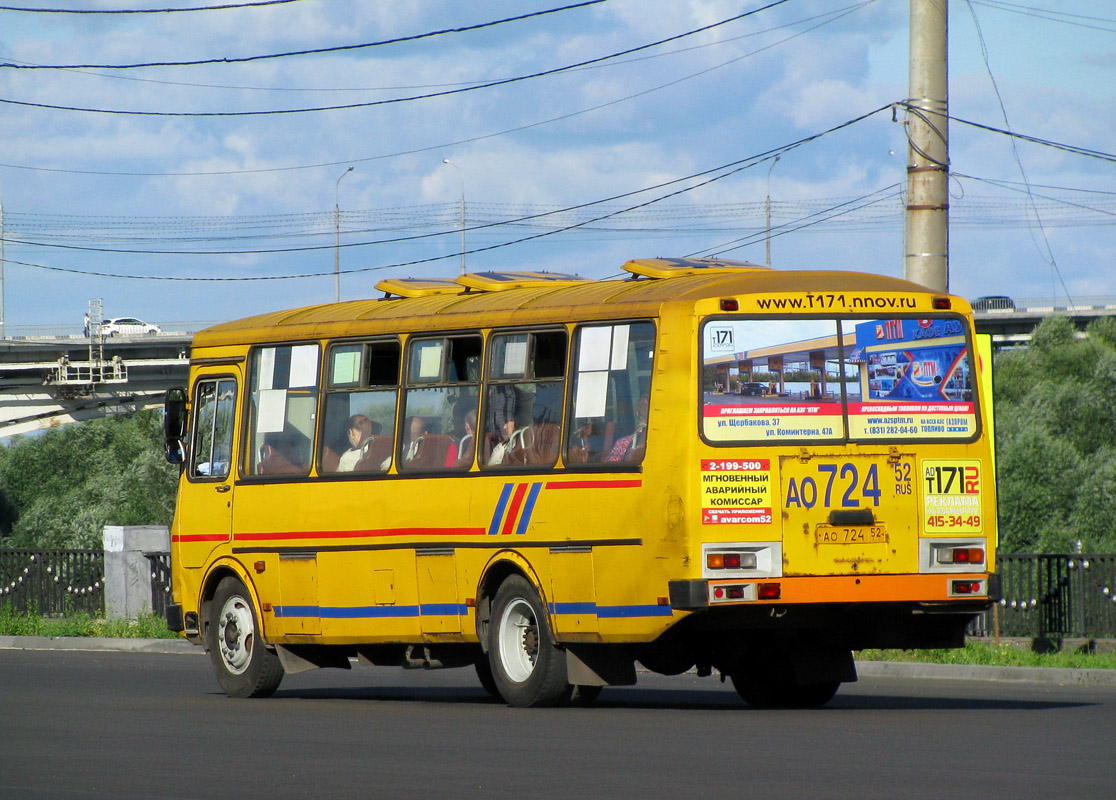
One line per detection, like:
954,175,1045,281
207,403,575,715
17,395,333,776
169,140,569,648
205,576,284,698
487,575,570,707
730,672,840,709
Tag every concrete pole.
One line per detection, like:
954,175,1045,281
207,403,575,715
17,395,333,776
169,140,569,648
905,0,949,293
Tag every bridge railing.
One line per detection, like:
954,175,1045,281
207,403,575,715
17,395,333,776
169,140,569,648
0,321,220,339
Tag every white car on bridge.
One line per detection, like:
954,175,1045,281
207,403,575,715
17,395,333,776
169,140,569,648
100,317,161,337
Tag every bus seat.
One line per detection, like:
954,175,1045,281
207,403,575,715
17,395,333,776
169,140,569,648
257,443,302,475
525,423,560,465
320,446,340,474
356,436,393,472
415,434,454,469
452,434,476,470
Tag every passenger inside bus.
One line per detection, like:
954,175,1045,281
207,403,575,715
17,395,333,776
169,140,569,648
451,400,477,469
337,414,386,472
403,416,426,464
605,395,649,463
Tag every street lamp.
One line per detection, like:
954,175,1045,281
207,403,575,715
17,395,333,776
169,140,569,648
334,165,354,302
442,159,465,275
765,155,780,268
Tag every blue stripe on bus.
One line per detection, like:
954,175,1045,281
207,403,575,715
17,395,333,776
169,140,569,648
515,482,543,535
549,602,597,615
487,483,514,536
274,605,473,619
419,603,470,617
596,604,674,618
547,602,673,618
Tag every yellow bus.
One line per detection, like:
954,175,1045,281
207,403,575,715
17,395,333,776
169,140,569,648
163,257,997,707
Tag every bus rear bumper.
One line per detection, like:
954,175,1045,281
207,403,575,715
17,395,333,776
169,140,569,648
669,572,998,611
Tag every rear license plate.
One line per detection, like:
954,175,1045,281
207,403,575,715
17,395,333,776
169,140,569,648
814,525,887,544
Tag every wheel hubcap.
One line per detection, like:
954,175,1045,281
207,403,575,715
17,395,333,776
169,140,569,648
497,598,539,683
217,595,254,675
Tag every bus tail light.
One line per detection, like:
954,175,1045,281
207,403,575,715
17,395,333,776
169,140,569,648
757,582,781,600
949,579,985,596
709,583,756,604
707,551,758,570
720,298,740,311
932,297,952,309
938,547,984,565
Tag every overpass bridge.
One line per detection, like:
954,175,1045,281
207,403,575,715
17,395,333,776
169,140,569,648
1,297,1113,439
0,326,196,439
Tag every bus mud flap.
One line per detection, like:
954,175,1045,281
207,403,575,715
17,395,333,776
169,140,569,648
565,645,637,687
275,644,353,675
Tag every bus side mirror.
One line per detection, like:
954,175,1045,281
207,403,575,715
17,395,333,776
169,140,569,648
164,386,188,465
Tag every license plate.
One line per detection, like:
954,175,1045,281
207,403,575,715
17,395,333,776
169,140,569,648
814,525,887,544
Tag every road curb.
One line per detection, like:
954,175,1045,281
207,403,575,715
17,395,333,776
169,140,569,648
0,636,199,655
855,659,1116,686
1,638,1114,685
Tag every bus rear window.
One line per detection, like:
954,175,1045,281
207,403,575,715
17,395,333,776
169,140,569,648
700,316,977,445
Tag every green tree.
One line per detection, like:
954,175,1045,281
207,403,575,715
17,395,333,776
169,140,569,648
993,315,1116,553
0,411,177,548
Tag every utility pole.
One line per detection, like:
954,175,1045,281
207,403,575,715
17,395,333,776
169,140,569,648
0,190,5,340
905,0,949,293
334,166,353,303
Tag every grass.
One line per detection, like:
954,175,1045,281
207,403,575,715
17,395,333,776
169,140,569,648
0,607,178,639
859,640,1116,670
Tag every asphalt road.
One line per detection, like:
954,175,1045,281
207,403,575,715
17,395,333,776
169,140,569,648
1,648,1114,800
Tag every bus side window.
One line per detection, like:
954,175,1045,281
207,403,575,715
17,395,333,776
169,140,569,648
246,344,320,477
319,339,400,475
190,377,237,480
482,329,566,469
567,321,655,466
400,334,481,473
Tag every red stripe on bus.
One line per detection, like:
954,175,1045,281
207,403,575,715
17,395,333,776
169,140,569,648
234,527,486,542
171,534,229,543
500,483,530,536
545,480,643,490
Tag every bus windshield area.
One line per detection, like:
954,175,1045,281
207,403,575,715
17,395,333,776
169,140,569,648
701,316,977,445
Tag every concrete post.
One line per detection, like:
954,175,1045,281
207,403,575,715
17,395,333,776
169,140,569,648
905,0,949,293
102,525,170,620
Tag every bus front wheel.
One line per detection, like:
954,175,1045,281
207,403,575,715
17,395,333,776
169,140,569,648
487,575,570,707
205,576,284,698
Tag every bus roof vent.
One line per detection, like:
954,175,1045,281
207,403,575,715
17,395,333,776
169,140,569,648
455,270,589,292
375,277,465,299
622,257,769,279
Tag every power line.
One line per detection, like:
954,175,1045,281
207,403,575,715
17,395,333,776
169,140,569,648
0,2,787,117
3,104,894,275
0,2,870,96
0,1,610,71
0,0,862,176
0,0,303,12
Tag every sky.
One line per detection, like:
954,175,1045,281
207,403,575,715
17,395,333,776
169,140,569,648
0,0,1113,333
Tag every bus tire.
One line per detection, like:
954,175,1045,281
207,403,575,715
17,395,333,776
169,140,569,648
205,576,284,698
474,655,501,699
730,672,839,709
487,575,569,707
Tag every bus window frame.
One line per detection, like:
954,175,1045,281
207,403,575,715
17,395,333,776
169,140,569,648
398,330,483,474
239,339,323,481
186,374,239,484
316,335,402,479
480,325,569,472
564,318,656,471
697,313,983,449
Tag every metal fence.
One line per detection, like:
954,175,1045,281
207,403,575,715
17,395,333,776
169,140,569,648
970,554,1116,640
0,549,106,616
4,548,1116,638
146,553,173,620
